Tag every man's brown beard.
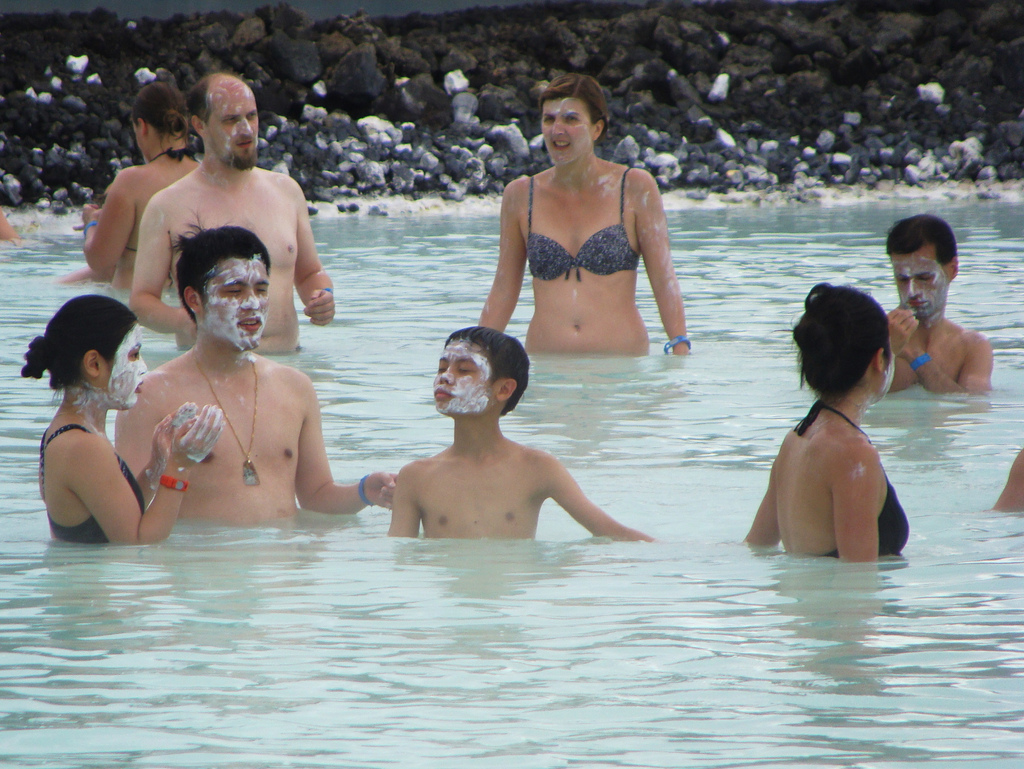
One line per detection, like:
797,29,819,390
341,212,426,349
229,148,257,171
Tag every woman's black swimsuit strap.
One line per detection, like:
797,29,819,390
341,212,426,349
795,401,909,558
151,146,192,162
40,424,145,544
526,169,640,281
795,400,863,436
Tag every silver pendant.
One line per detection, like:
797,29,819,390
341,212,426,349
243,460,260,486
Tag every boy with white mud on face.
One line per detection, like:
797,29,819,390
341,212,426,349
885,214,992,394
116,225,395,525
388,327,652,540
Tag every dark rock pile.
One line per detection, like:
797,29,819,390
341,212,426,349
1,0,1022,211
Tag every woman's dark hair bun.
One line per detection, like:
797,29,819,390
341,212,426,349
793,282,889,397
21,335,54,379
22,295,137,391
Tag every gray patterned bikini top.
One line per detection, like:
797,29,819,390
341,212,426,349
527,169,641,281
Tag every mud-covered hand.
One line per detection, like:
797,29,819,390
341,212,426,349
171,403,224,464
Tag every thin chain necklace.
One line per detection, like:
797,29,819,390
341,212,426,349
195,355,260,486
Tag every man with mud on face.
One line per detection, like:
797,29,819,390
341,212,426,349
130,73,335,354
117,226,395,525
886,214,992,394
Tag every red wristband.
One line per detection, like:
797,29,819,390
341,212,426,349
159,474,189,492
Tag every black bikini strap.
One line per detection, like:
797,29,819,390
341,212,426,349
619,168,630,222
528,177,534,234
39,424,91,485
794,400,865,437
794,400,824,436
42,424,90,452
151,146,192,162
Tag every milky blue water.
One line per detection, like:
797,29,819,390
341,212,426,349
1,199,1022,767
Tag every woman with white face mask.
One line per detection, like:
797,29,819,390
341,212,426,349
479,73,688,357
746,283,910,561
21,295,223,544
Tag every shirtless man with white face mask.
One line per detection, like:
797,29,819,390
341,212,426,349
886,214,993,394
117,226,395,525
130,72,335,353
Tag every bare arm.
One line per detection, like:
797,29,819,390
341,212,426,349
994,446,1024,512
130,193,192,336
479,178,528,332
957,333,993,394
291,371,394,514
893,349,966,394
115,376,171,479
545,454,653,541
746,460,781,548
387,464,423,537
0,209,19,243
82,170,137,279
287,178,335,326
886,309,920,393
830,444,886,562
893,330,992,395
59,413,218,544
631,169,688,355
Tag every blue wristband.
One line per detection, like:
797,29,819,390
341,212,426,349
909,353,931,371
664,335,691,354
321,287,333,294
82,220,98,236
358,474,372,506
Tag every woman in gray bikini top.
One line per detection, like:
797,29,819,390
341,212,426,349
526,170,640,281
479,73,689,357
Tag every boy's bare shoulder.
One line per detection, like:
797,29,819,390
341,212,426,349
516,442,565,466
505,442,568,490
395,452,452,494
399,449,452,474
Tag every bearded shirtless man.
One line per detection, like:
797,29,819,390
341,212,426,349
130,73,334,353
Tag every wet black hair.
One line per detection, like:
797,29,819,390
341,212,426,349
444,326,529,414
132,81,188,138
793,283,890,398
174,225,271,321
886,214,957,265
22,295,137,390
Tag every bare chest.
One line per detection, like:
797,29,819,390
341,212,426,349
418,467,543,539
171,187,298,272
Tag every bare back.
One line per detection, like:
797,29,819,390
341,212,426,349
110,157,198,289
754,411,887,558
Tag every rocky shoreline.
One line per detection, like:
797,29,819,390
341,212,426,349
1,0,1022,214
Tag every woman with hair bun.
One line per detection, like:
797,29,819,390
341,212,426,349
746,283,915,561
479,73,688,356
61,81,198,289
23,295,223,543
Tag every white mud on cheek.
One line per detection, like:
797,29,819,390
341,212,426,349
438,378,490,415
107,326,146,408
199,261,268,350
435,342,492,415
